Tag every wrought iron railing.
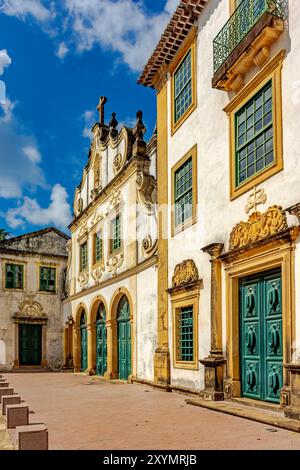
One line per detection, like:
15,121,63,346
213,0,287,74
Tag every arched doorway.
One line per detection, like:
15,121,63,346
80,311,88,372
117,295,131,380
96,303,107,376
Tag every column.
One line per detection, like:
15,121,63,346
199,243,226,401
104,320,118,379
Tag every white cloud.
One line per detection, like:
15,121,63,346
0,0,53,22
82,109,95,140
64,0,174,71
56,42,69,60
23,145,41,163
0,49,11,76
5,183,72,230
0,98,47,198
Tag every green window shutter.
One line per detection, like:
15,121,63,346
5,264,23,289
95,232,103,263
39,267,56,292
177,306,194,362
174,157,193,228
111,215,121,253
174,49,192,123
80,242,88,271
235,80,274,187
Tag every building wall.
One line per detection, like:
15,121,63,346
163,0,300,391
0,251,66,371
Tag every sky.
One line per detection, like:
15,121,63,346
0,0,179,236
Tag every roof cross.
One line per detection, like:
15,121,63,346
97,96,107,125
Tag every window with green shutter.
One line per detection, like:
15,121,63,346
94,231,103,264
177,306,194,362
5,264,24,289
174,157,193,228
39,267,56,292
236,80,274,187
111,215,121,253
174,49,192,123
80,242,88,272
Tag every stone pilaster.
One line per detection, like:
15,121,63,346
104,320,118,380
199,243,226,401
284,364,300,420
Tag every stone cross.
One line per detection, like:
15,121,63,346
97,96,107,125
245,186,267,214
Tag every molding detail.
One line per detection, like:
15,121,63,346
14,294,47,321
107,252,124,276
78,272,89,287
91,264,105,285
89,211,104,229
142,235,158,258
229,205,288,251
113,153,124,174
108,188,121,211
77,216,89,240
136,171,156,214
245,186,267,214
172,259,199,288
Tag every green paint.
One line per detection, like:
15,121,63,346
80,313,88,372
240,271,283,403
19,324,42,366
96,305,107,376
117,296,131,380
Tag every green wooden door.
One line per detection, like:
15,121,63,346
80,313,88,372
19,324,42,366
240,271,283,403
96,304,107,376
117,296,131,380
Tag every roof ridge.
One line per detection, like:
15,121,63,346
1,227,70,243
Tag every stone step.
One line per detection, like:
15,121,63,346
186,398,300,433
12,424,48,450
6,404,29,429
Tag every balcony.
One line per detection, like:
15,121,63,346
212,0,287,92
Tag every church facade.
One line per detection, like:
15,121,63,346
138,0,300,420
0,228,69,371
63,105,158,382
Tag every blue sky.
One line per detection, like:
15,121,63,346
0,0,178,236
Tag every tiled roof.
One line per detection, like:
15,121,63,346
138,0,208,87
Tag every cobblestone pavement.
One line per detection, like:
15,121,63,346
2,372,300,450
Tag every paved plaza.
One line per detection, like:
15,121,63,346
2,372,300,450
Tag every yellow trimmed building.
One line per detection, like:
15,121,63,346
138,0,300,421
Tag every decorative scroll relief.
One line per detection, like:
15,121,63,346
107,252,124,276
15,295,47,320
77,217,89,240
245,186,267,214
108,188,121,210
89,211,104,229
78,272,89,287
113,153,125,175
172,260,199,288
229,205,288,251
142,235,158,258
91,265,105,285
136,171,156,215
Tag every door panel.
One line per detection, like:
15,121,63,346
240,271,283,403
96,321,107,376
19,324,42,366
81,326,88,371
118,320,131,380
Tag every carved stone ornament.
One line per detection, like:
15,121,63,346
15,294,47,321
76,197,83,215
89,211,104,229
78,272,89,287
91,265,105,285
77,217,89,240
107,252,124,276
90,186,102,201
229,205,288,251
142,235,158,258
172,260,199,288
108,187,121,209
113,153,124,174
245,186,267,214
136,171,156,214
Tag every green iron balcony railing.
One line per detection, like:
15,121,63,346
213,0,287,75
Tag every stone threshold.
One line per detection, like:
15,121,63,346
186,398,300,433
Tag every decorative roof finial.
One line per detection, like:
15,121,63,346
97,96,107,125
109,112,118,137
134,110,146,140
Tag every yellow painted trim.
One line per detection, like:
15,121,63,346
229,0,236,15
2,260,27,292
171,144,198,237
35,261,59,295
171,33,197,136
225,49,285,200
224,240,295,398
170,286,200,370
